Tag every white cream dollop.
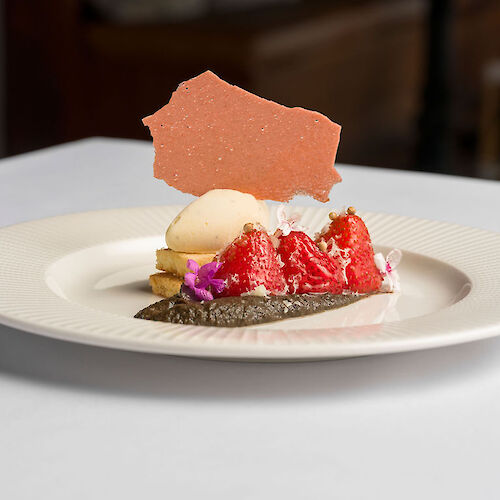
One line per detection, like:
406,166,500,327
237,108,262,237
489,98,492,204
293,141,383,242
166,189,269,253
241,284,271,297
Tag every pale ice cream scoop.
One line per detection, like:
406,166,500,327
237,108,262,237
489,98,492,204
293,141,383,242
166,189,269,253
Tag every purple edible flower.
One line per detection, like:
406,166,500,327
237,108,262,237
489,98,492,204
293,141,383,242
182,259,226,301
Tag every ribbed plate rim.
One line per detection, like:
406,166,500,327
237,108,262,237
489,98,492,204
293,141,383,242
1,205,500,360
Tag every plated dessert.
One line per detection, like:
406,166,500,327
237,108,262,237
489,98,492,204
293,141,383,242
135,71,400,327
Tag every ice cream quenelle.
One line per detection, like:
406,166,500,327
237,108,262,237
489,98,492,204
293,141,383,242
165,189,269,253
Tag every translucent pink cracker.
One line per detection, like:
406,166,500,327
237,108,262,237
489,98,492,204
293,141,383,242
143,71,342,202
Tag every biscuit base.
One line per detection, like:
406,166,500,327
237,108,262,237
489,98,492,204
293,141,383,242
156,248,215,277
149,272,183,298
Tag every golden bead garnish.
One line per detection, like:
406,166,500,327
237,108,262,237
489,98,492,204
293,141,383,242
347,206,356,215
328,211,338,220
317,240,327,252
243,222,254,233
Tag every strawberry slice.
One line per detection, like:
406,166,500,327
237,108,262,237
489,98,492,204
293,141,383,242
277,230,345,294
316,207,382,293
214,224,286,297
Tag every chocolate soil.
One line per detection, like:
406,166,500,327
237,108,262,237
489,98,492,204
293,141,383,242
135,292,371,327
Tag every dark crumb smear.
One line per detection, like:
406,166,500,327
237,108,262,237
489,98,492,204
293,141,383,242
134,292,372,327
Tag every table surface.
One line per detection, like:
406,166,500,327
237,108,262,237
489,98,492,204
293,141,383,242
2,138,500,499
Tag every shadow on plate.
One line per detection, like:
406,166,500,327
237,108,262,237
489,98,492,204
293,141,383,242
0,324,497,401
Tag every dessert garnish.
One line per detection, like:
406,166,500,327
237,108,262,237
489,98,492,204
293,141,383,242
142,70,341,202
315,207,382,293
275,204,306,236
212,223,286,298
277,229,344,294
374,249,402,293
181,260,225,302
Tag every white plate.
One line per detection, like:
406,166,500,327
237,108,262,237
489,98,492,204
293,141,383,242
1,205,500,361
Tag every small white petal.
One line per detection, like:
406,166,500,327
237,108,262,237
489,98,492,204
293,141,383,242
276,204,287,224
374,253,387,274
386,248,402,269
276,205,306,235
379,275,394,293
390,270,401,292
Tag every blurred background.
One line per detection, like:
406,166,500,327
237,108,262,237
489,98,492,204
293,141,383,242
0,0,499,177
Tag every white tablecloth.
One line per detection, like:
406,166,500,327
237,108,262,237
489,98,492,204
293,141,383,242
2,138,500,499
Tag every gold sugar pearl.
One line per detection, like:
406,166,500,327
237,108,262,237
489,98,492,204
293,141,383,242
347,206,356,215
317,240,327,252
243,223,254,233
328,211,338,220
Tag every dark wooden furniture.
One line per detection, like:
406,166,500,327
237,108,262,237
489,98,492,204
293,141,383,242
4,0,426,169
4,0,500,175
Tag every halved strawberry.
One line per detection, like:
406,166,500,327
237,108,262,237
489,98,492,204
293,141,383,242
316,207,382,293
277,230,344,294
214,224,286,297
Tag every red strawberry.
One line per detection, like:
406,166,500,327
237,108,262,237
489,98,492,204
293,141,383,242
214,224,286,297
277,230,344,294
316,207,382,293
